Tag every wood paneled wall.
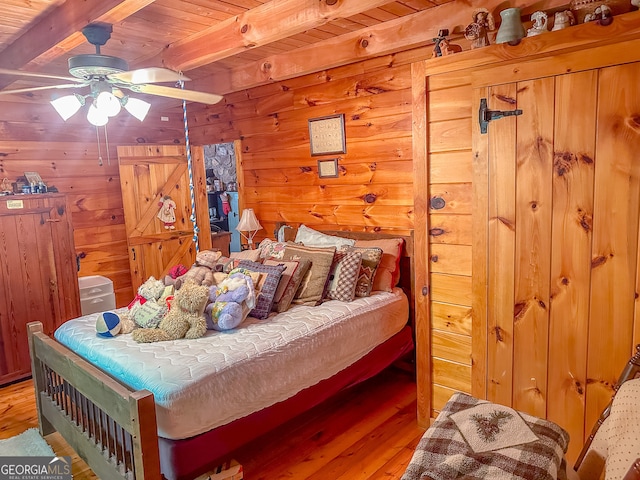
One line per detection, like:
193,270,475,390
413,11,640,464
186,48,432,240
426,72,474,411
0,98,184,307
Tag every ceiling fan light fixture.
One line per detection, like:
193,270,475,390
123,96,151,122
50,93,85,121
87,102,108,127
96,90,121,117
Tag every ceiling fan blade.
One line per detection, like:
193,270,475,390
0,83,86,96
128,84,223,104
0,67,83,83
109,67,191,85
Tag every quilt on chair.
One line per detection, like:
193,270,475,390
402,393,570,480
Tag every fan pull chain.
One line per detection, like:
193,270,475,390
179,77,199,253
103,125,111,165
95,126,103,166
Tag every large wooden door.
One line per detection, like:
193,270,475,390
473,62,640,461
117,145,211,293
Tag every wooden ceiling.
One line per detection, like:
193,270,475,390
0,0,573,105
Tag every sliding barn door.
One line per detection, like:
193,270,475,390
474,62,640,461
117,145,211,293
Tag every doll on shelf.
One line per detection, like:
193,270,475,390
157,195,177,230
464,8,496,48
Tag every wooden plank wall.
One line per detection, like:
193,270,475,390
0,97,185,307
426,72,474,411
186,47,433,239
417,13,640,463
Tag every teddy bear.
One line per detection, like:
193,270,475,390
132,280,210,343
172,250,224,289
120,276,170,334
204,272,256,331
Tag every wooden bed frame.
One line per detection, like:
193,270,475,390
28,229,414,480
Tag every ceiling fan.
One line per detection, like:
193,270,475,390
0,23,223,125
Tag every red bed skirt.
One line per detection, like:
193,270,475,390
158,325,414,480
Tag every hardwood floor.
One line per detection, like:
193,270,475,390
0,366,424,479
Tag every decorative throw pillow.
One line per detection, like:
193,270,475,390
236,260,285,319
324,250,363,302
263,260,299,304
338,245,383,297
294,224,356,248
353,238,404,292
230,249,261,263
264,258,311,313
258,238,288,260
282,244,336,306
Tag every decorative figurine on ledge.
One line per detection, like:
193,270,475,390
552,10,576,30
464,8,496,48
527,11,549,36
432,29,462,58
584,5,613,24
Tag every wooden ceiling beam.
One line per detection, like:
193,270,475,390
221,0,570,92
162,0,395,72
0,0,155,90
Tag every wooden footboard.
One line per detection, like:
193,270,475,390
27,322,161,480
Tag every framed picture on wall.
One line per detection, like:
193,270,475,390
308,114,346,156
317,158,339,178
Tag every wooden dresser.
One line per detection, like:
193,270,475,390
0,193,80,385
211,231,232,257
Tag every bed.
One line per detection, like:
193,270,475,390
28,230,415,480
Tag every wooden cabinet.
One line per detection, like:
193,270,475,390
0,194,80,385
211,231,231,257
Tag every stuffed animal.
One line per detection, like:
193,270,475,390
121,276,169,333
132,280,210,343
164,264,188,287
137,275,166,302
204,272,255,331
173,250,223,289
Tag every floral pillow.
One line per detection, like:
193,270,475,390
258,238,288,260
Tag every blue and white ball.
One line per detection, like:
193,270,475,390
96,312,122,338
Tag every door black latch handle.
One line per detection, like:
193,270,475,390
479,98,523,134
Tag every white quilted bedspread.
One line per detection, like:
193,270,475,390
55,289,408,439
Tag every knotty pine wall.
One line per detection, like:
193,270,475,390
426,74,473,412
415,13,640,465
186,48,432,240
186,45,470,419
0,96,184,308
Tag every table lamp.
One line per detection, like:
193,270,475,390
236,208,262,249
